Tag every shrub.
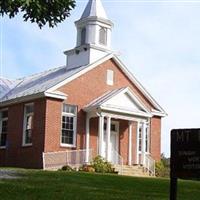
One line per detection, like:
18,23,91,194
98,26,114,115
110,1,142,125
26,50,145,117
155,156,170,178
79,165,95,172
91,156,113,173
61,165,74,171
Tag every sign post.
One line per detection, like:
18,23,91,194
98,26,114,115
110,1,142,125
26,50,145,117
170,129,200,200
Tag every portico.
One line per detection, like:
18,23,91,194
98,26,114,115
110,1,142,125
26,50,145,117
84,87,152,166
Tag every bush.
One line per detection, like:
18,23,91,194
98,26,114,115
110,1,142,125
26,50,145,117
61,165,74,171
79,165,95,172
155,154,170,177
91,156,113,173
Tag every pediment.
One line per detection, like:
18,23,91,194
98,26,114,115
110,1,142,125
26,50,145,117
102,88,147,113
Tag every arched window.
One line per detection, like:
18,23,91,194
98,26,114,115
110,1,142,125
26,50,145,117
99,27,107,45
81,27,86,45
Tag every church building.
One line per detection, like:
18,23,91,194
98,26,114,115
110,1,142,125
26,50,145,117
0,0,166,175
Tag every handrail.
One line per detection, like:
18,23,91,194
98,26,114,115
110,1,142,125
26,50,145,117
143,153,155,176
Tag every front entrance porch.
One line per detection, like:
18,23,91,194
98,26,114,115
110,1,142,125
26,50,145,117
43,87,156,176
84,87,155,168
85,114,152,167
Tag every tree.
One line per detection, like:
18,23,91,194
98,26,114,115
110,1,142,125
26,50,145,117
0,0,76,28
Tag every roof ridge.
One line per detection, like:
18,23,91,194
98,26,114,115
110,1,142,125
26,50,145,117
16,65,66,81
0,79,24,100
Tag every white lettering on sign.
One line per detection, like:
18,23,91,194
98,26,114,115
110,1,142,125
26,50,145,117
178,151,195,156
188,157,200,162
183,164,200,170
176,130,190,143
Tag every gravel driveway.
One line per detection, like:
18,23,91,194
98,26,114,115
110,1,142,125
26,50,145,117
0,169,20,179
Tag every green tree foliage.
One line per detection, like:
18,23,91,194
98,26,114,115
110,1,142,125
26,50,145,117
155,153,170,177
0,0,76,28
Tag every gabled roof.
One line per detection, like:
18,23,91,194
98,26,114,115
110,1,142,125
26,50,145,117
46,53,167,116
0,65,87,104
84,87,153,118
0,53,167,117
80,0,108,20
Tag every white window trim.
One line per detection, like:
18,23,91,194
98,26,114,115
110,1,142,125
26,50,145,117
138,124,142,153
0,108,8,149
60,104,77,148
145,124,150,153
22,103,34,147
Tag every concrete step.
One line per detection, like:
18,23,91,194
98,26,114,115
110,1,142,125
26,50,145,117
114,165,151,177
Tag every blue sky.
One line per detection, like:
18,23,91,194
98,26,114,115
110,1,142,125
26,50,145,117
1,0,200,156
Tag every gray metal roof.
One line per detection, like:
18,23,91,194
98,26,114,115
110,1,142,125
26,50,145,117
0,65,87,103
0,77,20,99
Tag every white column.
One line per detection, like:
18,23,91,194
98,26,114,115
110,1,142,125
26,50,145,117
106,116,111,161
85,115,90,163
136,122,140,164
142,122,146,165
98,115,104,157
128,121,133,166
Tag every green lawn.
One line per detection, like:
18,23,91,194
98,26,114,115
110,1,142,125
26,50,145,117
0,169,200,200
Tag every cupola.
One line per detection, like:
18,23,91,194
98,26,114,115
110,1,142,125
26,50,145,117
64,0,114,69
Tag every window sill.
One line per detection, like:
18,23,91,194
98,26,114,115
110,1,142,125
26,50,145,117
0,146,6,149
22,143,32,147
60,143,76,148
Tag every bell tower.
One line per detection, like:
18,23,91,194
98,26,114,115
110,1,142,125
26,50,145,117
64,0,114,69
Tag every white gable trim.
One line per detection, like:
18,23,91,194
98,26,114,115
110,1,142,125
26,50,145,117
151,109,167,117
0,91,67,107
84,87,153,118
46,53,166,116
44,91,67,100
101,87,150,114
101,112,149,123
47,53,113,93
112,56,166,116
100,105,152,118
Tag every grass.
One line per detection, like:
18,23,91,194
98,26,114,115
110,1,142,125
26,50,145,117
0,169,200,200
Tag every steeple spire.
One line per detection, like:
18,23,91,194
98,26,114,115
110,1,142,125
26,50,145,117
81,0,108,20
64,0,114,69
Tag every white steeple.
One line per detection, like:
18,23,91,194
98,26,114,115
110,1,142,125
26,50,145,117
64,0,114,69
81,0,108,19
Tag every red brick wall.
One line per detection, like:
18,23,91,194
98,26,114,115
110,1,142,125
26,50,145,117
118,120,137,165
0,98,46,168
150,117,161,161
58,59,154,110
89,118,98,157
0,58,162,168
44,98,87,152
119,120,129,164
43,58,162,163
44,98,62,152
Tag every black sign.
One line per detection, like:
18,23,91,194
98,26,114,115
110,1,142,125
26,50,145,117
171,129,200,179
